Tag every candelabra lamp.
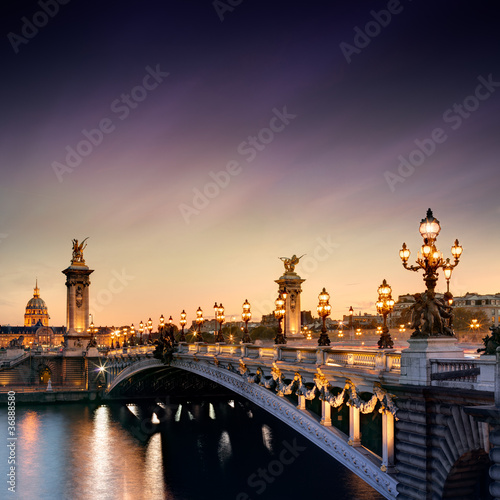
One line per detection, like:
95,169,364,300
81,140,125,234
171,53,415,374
214,303,225,343
194,307,204,342
241,299,252,343
317,287,332,346
376,279,395,349
179,310,187,342
399,208,462,337
274,293,286,344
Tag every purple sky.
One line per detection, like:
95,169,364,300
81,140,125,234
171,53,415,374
1,1,499,328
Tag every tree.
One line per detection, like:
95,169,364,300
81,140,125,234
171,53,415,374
248,325,277,341
452,307,490,332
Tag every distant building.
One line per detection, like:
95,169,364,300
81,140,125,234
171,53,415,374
1,281,65,347
454,292,500,325
24,280,49,327
341,312,382,327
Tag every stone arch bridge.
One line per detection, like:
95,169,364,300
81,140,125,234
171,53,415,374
101,342,498,500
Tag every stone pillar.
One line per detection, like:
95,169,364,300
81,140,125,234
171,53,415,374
275,273,305,337
465,347,500,499
297,395,306,410
320,400,331,426
400,337,464,386
349,406,361,446
381,412,395,472
62,259,94,352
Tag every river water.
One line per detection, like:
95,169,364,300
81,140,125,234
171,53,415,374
1,398,384,500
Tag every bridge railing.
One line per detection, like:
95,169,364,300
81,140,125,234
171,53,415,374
430,357,495,391
176,343,402,373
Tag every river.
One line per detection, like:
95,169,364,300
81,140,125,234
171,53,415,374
1,398,384,499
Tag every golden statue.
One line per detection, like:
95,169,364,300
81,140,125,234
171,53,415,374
72,237,89,263
279,254,304,273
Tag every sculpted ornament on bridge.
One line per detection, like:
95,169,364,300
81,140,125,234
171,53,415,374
279,254,304,274
235,360,399,420
71,237,89,264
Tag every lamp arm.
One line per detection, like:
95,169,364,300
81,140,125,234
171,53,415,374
402,262,421,272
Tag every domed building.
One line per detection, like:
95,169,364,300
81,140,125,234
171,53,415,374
24,281,49,327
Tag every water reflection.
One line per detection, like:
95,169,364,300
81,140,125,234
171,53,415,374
0,400,384,500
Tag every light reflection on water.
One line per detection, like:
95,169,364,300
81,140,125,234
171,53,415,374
0,400,384,500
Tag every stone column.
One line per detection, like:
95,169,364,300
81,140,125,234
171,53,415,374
465,347,500,499
320,400,331,426
381,412,395,472
297,395,306,410
275,272,305,337
62,261,94,352
349,406,361,446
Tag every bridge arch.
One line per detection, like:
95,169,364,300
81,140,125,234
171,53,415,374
105,356,398,499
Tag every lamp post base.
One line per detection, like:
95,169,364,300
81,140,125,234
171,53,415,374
318,332,331,346
274,332,286,345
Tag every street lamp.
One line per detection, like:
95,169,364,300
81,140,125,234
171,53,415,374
355,328,362,339
349,306,354,341
281,289,288,338
139,321,144,345
147,318,153,343
195,307,204,342
274,292,286,344
400,209,462,337
470,318,480,331
317,287,332,346
110,331,115,349
241,299,252,343
159,315,165,339
179,310,187,342
376,279,395,349
168,315,174,343
214,303,225,343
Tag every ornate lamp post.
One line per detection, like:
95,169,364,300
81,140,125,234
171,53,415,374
110,331,115,349
376,279,395,349
168,315,175,343
348,306,354,341
282,289,288,338
147,318,153,343
159,315,165,339
241,299,252,343
122,327,129,348
274,292,286,344
399,208,462,337
214,302,225,343
139,321,144,345
194,307,204,342
317,288,332,346
179,310,187,342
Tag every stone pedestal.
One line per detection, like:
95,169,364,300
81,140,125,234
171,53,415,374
62,263,94,334
275,272,305,337
400,337,464,386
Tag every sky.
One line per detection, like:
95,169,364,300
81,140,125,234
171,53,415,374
0,0,499,328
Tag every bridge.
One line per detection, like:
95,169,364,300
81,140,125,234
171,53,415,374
101,341,498,500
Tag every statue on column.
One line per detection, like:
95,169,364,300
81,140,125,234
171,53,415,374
72,237,89,264
279,254,304,274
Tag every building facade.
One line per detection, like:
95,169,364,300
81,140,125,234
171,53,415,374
24,281,49,327
453,292,500,326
